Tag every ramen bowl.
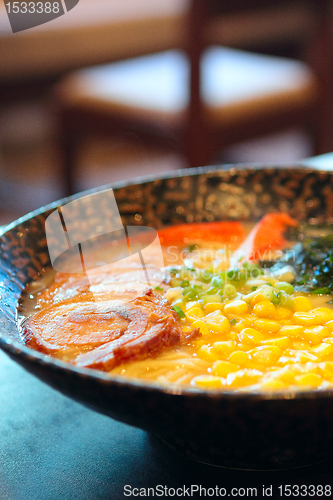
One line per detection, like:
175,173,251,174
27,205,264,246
1,164,333,471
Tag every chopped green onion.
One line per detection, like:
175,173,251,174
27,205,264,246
197,269,213,283
262,286,274,301
183,291,196,301
271,291,282,305
179,268,194,279
223,284,237,299
275,282,294,295
172,305,185,318
182,284,203,301
211,276,224,289
204,286,218,296
230,318,237,326
227,269,238,280
279,291,294,309
154,286,163,291
243,290,259,303
202,295,223,305
170,278,182,288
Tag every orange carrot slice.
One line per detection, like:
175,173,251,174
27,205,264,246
158,221,246,246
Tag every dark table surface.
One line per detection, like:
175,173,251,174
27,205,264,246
1,347,333,500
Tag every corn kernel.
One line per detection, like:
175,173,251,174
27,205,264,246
205,311,230,333
238,327,265,345
276,307,293,320
279,324,304,337
204,302,224,314
196,345,220,362
226,369,263,387
324,337,333,345
262,336,290,349
212,360,239,377
260,378,285,390
322,361,333,380
311,343,333,357
303,326,329,344
292,311,320,326
253,301,277,319
191,319,210,336
253,319,281,334
228,350,251,366
229,331,239,342
249,346,282,365
325,319,333,329
212,341,237,356
293,296,313,312
290,341,309,350
204,310,223,321
295,373,322,387
311,307,333,324
278,355,301,366
192,375,224,388
236,343,250,351
279,319,293,326
277,367,297,384
250,291,266,306
185,307,204,323
294,350,319,363
182,269,333,391
232,318,252,332
251,345,283,356
224,299,249,315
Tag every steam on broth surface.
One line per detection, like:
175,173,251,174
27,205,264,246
20,215,333,391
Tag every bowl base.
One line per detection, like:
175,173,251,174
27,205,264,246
153,433,333,471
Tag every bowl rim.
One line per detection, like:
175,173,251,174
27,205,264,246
0,161,316,233
1,162,333,401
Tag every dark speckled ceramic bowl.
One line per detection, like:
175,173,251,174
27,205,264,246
2,164,333,471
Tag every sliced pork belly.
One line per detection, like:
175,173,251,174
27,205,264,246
23,290,199,371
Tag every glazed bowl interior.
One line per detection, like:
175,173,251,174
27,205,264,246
2,164,333,471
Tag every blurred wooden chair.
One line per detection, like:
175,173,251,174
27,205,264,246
56,0,333,195
0,0,188,94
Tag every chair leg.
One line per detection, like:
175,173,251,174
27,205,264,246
56,109,81,197
306,0,333,155
61,132,79,197
186,0,213,168
186,125,213,168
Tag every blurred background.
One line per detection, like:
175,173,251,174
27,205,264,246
1,0,333,224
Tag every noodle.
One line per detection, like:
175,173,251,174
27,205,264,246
109,349,211,385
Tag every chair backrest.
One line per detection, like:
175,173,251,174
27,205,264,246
184,0,333,166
